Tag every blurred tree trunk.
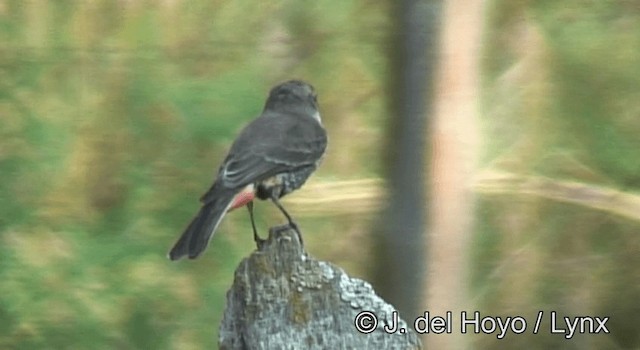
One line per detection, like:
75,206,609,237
374,0,441,319
425,0,484,349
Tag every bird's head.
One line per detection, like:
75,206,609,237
264,80,320,121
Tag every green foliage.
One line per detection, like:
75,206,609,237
0,0,387,348
476,0,640,348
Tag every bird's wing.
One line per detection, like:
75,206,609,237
217,112,327,190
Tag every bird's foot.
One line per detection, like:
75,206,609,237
287,221,304,247
255,237,267,250
288,220,299,233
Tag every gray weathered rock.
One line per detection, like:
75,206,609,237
218,225,422,349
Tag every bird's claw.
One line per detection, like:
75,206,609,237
287,221,304,247
255,237,266,250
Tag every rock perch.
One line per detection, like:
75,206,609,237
218,225,422,349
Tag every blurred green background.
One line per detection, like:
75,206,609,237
1,0,639,349
1,1,386,349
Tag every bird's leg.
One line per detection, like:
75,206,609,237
270,195,303,247
246,201,265,249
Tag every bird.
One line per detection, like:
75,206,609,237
168,80,328,260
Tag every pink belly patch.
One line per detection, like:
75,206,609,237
229,186,255,211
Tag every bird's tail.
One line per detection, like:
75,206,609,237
168,188,236,260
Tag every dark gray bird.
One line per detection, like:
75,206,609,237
169,80,327,260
